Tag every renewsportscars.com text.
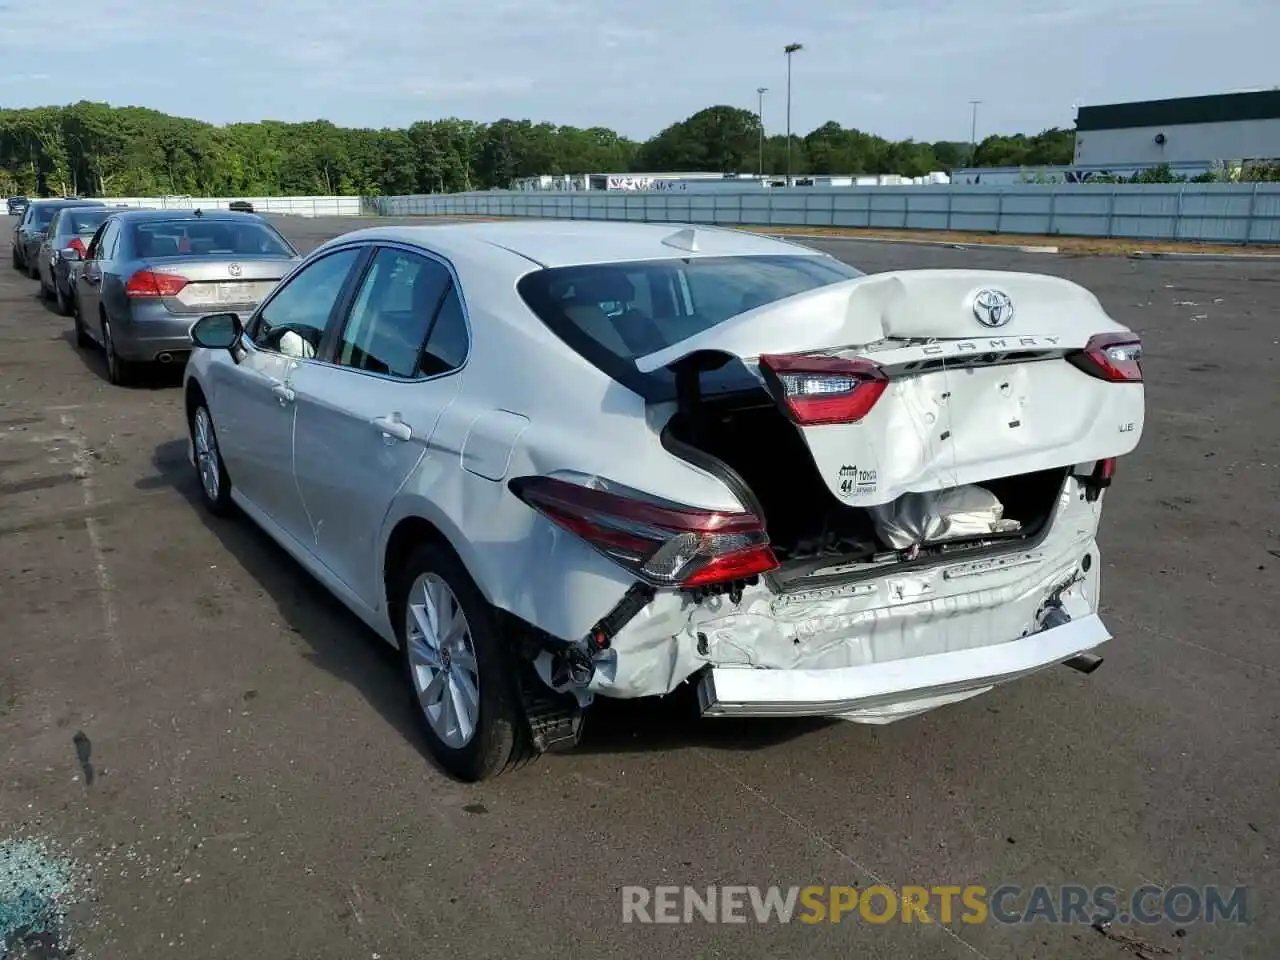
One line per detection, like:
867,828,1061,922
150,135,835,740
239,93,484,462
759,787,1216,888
621,884,1248,926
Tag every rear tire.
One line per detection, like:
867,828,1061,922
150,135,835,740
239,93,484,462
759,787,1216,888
101,317,133,386
27,257,39,280
54,281,70,317
392,543,532,782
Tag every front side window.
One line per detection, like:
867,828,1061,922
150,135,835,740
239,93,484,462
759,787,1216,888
250,247,362,359
517,254,863,400
336,248,453,378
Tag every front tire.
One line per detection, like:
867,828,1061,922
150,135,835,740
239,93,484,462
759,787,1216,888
393,544,531,782
54,280,71,317
190,404,234,516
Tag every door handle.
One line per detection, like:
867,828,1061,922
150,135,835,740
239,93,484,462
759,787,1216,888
271,383,295,405
372,415,413,442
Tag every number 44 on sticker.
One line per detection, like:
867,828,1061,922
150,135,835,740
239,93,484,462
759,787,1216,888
837,464,876,495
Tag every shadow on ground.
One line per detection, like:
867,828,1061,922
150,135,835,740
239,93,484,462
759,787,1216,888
141,440,825,770
56,328,184,388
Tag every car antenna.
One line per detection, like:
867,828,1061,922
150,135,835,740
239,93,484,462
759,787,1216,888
661,227,699,252
194,208,203,217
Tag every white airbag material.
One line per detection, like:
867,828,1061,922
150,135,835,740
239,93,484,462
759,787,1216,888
868,484,1021,550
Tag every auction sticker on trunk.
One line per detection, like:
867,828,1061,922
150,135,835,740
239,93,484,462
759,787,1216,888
837,464,877,497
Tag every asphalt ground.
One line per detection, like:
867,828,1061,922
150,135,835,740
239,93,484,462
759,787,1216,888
1,213,1277,960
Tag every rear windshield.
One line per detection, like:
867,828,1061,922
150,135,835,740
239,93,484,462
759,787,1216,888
517,254,864,401
32,206,61,226
64,209,110,235
130,219,296,258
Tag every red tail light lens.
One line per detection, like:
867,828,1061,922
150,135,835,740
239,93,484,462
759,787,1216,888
1067,333,1143,382
68,237,87,256
125,269,188,298
758,353,889,426
510,476,778,588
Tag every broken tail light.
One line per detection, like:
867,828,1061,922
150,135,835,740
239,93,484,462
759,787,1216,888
509,475,779,588
758,353,889,426
1066,333,1143,382
125,269,189,298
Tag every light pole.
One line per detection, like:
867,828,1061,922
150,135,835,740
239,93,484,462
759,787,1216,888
757,87,768,178
969,99,982,166
784,42,803,185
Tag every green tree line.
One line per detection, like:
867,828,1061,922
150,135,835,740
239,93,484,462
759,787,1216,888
0,101,1079,198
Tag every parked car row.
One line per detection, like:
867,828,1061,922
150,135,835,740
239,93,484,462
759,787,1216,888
10,198,300,384
8,213,1147,785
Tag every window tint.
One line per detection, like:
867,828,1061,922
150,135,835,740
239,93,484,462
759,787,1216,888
32,206,59,227
337,248,452,378
65,209,110,236
251,248,361,359
98,221,121,260
85,222,109,259
87,220,118,260
516,254,863,400
420,286,468,376
131,219,295,258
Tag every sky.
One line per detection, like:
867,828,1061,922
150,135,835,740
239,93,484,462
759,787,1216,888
1,0,1278,143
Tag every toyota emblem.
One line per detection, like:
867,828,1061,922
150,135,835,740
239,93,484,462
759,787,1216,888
972,288,1014,328
228,263,242,278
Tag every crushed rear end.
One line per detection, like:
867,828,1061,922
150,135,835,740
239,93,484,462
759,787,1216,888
515,267,1144,725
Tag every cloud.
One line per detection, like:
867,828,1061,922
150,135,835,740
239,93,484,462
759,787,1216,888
0,0,1276,142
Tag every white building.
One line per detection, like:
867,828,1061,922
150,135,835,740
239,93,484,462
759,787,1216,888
1073,90,1280,166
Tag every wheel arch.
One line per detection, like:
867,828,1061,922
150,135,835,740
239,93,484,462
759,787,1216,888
382,509,478,628
184,376,208,422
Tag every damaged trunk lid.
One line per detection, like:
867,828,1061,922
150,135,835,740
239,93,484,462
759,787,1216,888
638,269,1146,508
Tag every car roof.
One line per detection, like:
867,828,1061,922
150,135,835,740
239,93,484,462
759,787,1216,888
325,220,824,269
106,208,269,225
29,198,104,207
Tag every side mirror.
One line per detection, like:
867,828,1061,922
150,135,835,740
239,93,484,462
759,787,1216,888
191,313,243,350
59,247,82,262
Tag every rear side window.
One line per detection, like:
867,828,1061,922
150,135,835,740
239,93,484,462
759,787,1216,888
337,248,454,378
517,254,863,400
130,219,295,258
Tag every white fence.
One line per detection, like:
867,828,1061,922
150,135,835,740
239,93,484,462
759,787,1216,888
101,195,365,217
375,183,1280,244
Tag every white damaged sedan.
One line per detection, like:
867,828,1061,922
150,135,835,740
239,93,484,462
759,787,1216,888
182,221,1144,781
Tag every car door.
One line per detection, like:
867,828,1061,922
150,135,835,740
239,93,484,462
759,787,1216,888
290,245,468,607
37,210,60,287
76,219,119,332
209,245,366,545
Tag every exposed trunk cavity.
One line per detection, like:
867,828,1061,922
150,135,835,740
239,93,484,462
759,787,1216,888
662,388,1070,592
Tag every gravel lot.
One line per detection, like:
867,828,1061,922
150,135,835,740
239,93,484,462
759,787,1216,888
2,214,1277,959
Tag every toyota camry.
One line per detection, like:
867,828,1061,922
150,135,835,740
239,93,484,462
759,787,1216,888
181,221,1144,782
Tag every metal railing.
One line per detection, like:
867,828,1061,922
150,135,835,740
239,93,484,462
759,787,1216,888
374,183,1280,244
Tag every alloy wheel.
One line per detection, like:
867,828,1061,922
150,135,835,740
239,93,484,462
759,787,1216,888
405,572,482,749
